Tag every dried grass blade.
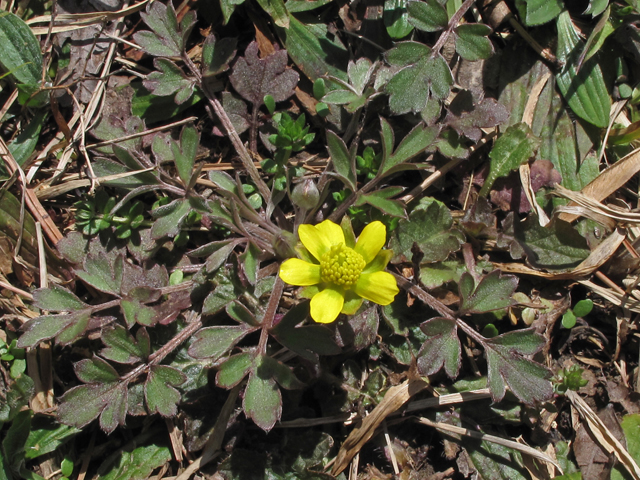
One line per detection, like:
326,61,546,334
567,390,640,480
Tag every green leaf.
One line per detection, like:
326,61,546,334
58,382,127,433
573,299,593,317
75,357,120,384
454,24,494,61
143,58,195,105
417,317,461,377
259,355,305,390
255,0,289,27
389,197,465,263
384,0,414,39
385,41,431,67
133,1,193,57
18,310,91,348
60,458,73,477
510,216,590,271
145,365,186,417
271,301,341,361
216,352,254,388
322,90,361,105
458,270,518,314
326,131,356,190
3,409,31,468
479,122,540,196
100,325,149,364
555,12,610,128
484,329,552,404
386,55,452,115
275,15,348,83
561,310,577,329
202,36,237,77
243,362,282,431
467,435,529,479
0,374,34,423
130,81,203,125
612,414,640,480
151,199,191,239
0,11,44,86
406,0,448,32
381,121,440,175
172,125,199,186
25,421,80,460
188,325,254,360
357,190,407,218
239,242,261,286
514,0,563,25
96,444,171,480
8,110,47,167
32,286,87,312
75,254,123,295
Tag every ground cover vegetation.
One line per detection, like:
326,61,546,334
0,0,639,477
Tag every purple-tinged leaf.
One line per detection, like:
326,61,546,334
143,58,195,105
243,365,282,432
75,254,123,295
229,41,299,107
99,383,128,433
18,309,92,348
58,382,127,433
227,301,260,326
445,92,509,142
188,325,255,360
101,325,149,364
145,365,186,417
417,317,461,378
202,36,237,77
75,357,120,384
151,198,191,239
56,309,92,345
340,305,379,351
32,285,86,312
484,329,552,404
216,351,254,388
133,1,192,57
171,125,199,186
458,270,517,314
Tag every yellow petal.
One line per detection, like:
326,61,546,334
354,271,399,305
362,249,393,274
354,221,386,264
341,290,364,315
279,259,321,286
310,287,344,323
315,220,345,247
298,224,331,261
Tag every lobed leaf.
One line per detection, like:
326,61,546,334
417,317,461,378
243,364,282,432
145,365,187,417
100,325,150,364
406,0,448,32
96,444,171,480
32,285,87,312
188,325,255,360
458,270,518,314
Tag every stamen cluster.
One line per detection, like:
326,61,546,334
320,244,365,287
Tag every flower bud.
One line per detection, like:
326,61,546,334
291,179,320,211
272,230,298,259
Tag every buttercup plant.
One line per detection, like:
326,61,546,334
279,219,399,323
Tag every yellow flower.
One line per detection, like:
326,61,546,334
279,220,399,324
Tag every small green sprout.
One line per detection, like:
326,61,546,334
554,365,588,394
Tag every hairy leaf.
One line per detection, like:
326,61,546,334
143,58,195,105
390,197,464,263
417,317,461,377
32,285,86,312
101,325,150,364
24,420,80,460
145,365,186,417
479,122,540,196
380,119,440,175
58,382,127,433
75,254,123,295
326,131,356,190
244,361,282,431
133,1,195,57
217,351,254,388
96,444,171,480
454,24,494,61
18,309,92,348
407,0,448,32
458,270,517,314
445,92,509,142
483,329,552,403
229,41,299,108
202,36,237,77
188,325,254,360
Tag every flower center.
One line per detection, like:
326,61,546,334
320,244,366,287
